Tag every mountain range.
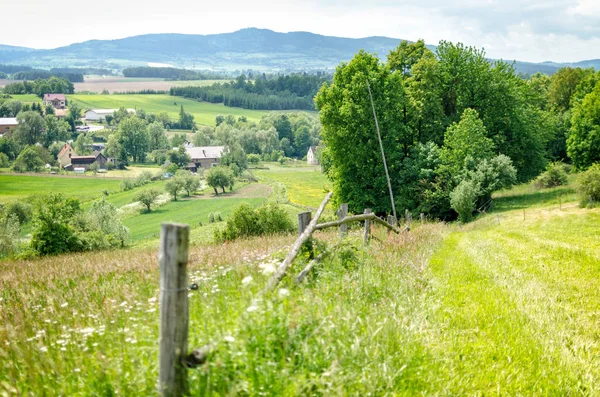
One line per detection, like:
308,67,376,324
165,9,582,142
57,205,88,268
0,28,598,75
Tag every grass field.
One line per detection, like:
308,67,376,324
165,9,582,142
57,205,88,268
68,94,268,126
74,78,225,93
254,163,330,208
4,171,600,394
6,94,42,103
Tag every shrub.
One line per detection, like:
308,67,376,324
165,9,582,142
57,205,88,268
106,162,115,170
6,201,32,225
577,163,600,206
121,179,135,191
533,162,569,189
215,212,222,222
214,203,294,242
0,211,20,257
0,152,9,167
208,212,215,223
135,171,153,186
165,175,186,200
31,194,84,255
450,179,479,222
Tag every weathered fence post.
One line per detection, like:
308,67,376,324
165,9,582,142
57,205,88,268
298,211,313,258
420,213,425,223
363,208,372,244
405,209,412,230
386,215,396,235
159,223,190,397
338,203,348,237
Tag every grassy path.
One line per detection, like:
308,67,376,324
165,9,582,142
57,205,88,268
425,206,600,393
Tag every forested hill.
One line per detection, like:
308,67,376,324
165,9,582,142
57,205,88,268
0,28,599,74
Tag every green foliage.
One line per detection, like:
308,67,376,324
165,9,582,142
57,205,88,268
206,166,234,194
0,152,9,167
168,146,191,168
14,111,45,146
247,153,261,165
180,171,201,196
115,116,149,163
214,202,294,242
450,179,479,222
5,201,32,225
164,175,186,201
74,133,93,155
12,146,45,172
577,163,600,206
567,81,600,170
30,194,83,255
0,206,20,257
533,162,570,189
134,188,161,212
120,179,135,191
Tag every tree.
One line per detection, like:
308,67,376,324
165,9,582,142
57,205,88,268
116,116,149,163
567,81,600,170
387,39,431,76
31,194,83,255
44,115,70,147
180,172,201,196
206,166,233,194
74,133,93,155
450,179,479,223
165,175,186,201
14,111,45,145
134,188,161,212
148,121,169,151
178,105,195,129
13,146,44,172
169,146,191,168
548,67,587,113
66,102,82,131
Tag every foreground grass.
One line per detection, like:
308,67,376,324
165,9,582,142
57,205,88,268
68,94,269,126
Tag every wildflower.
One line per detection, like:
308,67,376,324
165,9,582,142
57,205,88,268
242,276,253,286
40,346,48,353
259,263,276,275
278,288,290,298
223,336,235,343
147,297,157,303
60,302,68,308
247,305,258,313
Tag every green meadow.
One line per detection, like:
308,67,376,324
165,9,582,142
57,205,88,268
68,94,269,126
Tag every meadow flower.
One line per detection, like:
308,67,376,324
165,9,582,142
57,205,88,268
242,276,253,286
247,305,258,313
223,336,235,343
40,346,48,353
60,302,68,308
278,288,290,298
259,263,276,275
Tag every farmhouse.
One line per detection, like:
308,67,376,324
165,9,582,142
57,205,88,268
85,108,136,121
185,146,225,171
0,117,18,136
57,143,108,170
307,146,319,165
43,94,66,109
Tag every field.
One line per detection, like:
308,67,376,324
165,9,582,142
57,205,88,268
3,166,600,394
2,93,41,103
73,77,226,94
67,94,268,126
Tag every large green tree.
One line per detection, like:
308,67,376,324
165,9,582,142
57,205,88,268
567,81,600,169
116,116,149,163
14,111,45,146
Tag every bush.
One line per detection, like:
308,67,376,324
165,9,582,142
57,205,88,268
577,163,600,206
450,180,479,222
106,162,115,170
0,152,9,167
214,203,294,242
208,212,215,223
533,162,569,189
6,201,32,225
0,211,20,258
215,212,222,222
121,179,135,191
135,171,153,186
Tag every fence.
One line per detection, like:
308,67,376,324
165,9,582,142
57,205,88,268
157,193,415,396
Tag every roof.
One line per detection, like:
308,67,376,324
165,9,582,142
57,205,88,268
86,108,137,115
186,146,225,160
308,146,318,153
71,156,96,164
44,93,66,101
0,117,18,126
57,144,75,159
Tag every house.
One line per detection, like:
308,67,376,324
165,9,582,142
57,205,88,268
85,108,136,121
307,146,319,165
185,146,225,171
43,94,66,109
57,143,77,168
57,143,108,170
0,117,18,136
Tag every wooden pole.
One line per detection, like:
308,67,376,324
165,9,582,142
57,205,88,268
386,215,396,235
363,208,372,244
159,223,190,397
264,192,333,293
420,213,425,223
405,209,411,230
366,80,396,220
298,211,313,259
314,213,402,234
338,203,348,237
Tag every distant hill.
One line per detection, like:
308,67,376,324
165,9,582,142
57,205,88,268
0,28,597,75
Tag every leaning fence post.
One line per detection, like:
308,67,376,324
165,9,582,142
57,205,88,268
420,213,425,223
159,223,190,397
363,208,372,244
338,203,348,237
386,215,396,235
405,209,412,229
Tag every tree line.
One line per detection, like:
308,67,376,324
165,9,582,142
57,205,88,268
3,77,75,97
122,67,224,80
170,73,330,110
316,39,600,221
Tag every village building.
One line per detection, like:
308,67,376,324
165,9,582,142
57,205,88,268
43,94,66,109
307,146,319,165
0,117,18,137
185,146,225,172
85,108,136,121
57,143,108,170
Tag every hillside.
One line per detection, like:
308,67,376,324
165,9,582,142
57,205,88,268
1,28,598,74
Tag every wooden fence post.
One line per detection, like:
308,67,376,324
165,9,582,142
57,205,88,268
363,208,372,244
420,213,425,223
338,203,348,237
386,215,396,235
298,211,313,258
405,209,412,229
159,223,190,397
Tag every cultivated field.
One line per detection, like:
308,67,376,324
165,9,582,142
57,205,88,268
67,94,268,126
74,77,226,94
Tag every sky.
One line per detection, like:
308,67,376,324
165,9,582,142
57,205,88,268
2,0,600,62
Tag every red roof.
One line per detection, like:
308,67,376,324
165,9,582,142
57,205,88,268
57,144,75,158
44,93,66,101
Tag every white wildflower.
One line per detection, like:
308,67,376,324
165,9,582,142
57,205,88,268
40,346,48,353
119,301,127,307
278,288,290,298
259,263,276,275
223,336,235,343
247,305,258,313
148,297,157,303
242,276,253,286
60,302,68,308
